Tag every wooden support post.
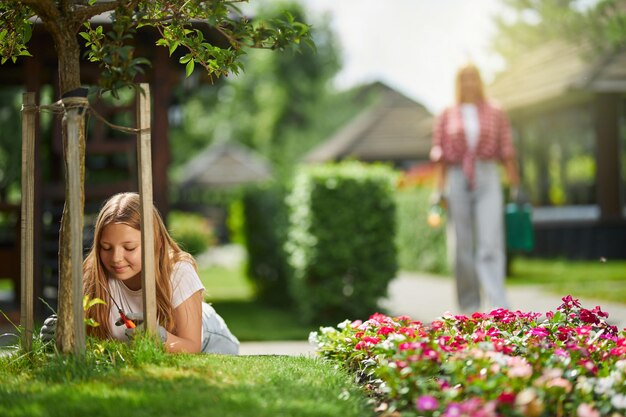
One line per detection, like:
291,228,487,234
20,93,36,352
62,96,87,355
136,84,157,336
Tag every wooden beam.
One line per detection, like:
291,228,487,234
595,93,621,221
20,93,36,352
136,83,157,336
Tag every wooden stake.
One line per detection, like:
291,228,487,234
136,84,157,336
20,93,36,352
63,98,86,355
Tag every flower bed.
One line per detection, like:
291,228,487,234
310,296,626,417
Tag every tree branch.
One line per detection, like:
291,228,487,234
10,0,59,21
71,1,122,28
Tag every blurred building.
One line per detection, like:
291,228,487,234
303,82,433,169
489,41,626,259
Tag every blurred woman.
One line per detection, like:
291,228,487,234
430,63,520,314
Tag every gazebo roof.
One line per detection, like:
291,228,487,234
488,41,626,115
179,141,272,189
303,82,433,164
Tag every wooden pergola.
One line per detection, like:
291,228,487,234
0,23,225,317
488,41,626,259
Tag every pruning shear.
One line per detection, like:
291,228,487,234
102,284,136,329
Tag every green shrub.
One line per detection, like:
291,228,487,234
241,183,293,307
285,161,398,325
394,186,449,274
168,210,214,256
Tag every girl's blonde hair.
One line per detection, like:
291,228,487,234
83,192,196,338
455,62,485,104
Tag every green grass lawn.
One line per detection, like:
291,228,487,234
198,264,318,341
0,339,372,417
508,256,626,303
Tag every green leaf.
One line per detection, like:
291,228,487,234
169,41,179,56
21,23,32,43
83,295,107,311
185,59,195,77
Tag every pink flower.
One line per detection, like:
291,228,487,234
529,327,550,337
560,295,582,309
578,359,598,375
416,395,439,411
443,403,462,417
398,327,416,338
377,326,394,336
362,336,380,345
577,403,600,417
591,306,608,318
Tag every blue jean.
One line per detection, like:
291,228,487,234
201,303,240,354
447,161,509,313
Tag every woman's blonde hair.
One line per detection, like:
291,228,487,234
455,62,485,104
82,192,196,338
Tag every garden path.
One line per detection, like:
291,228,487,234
241,271,626,356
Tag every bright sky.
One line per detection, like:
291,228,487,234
297,0,507,113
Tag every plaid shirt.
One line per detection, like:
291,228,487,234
430,100,516,188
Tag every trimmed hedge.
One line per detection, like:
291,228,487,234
168,210,215,256
285,162,398,325
241,183,293,307
394,186,449,274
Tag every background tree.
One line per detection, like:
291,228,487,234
169,2,368,180
493,0,626,63
0,0,310,353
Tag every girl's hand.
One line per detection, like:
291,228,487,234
115,312,168,343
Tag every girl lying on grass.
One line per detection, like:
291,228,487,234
42,192,239,354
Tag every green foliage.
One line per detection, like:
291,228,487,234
0,3,32,64
395,187,449,274
241,183,292,307
0,87,24,202
168,2,359,177
493,0,626,63
168,210,214,256
226,197,246,246
0,1,311,95
285,162,398,325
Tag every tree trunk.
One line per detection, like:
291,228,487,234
53,29,85,354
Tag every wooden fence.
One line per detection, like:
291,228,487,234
20,83,157,354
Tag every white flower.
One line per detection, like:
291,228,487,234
320,326,337,335
336,319,351,330
576,376,593,394
386,333,407,343
611,394,626,410
593,377,614,395
308,331,318,345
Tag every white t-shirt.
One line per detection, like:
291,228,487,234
107,261,205,341
461,103,480,151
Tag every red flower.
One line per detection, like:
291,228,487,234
497,391,516,404
377,326,394,336
579,309,600,324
